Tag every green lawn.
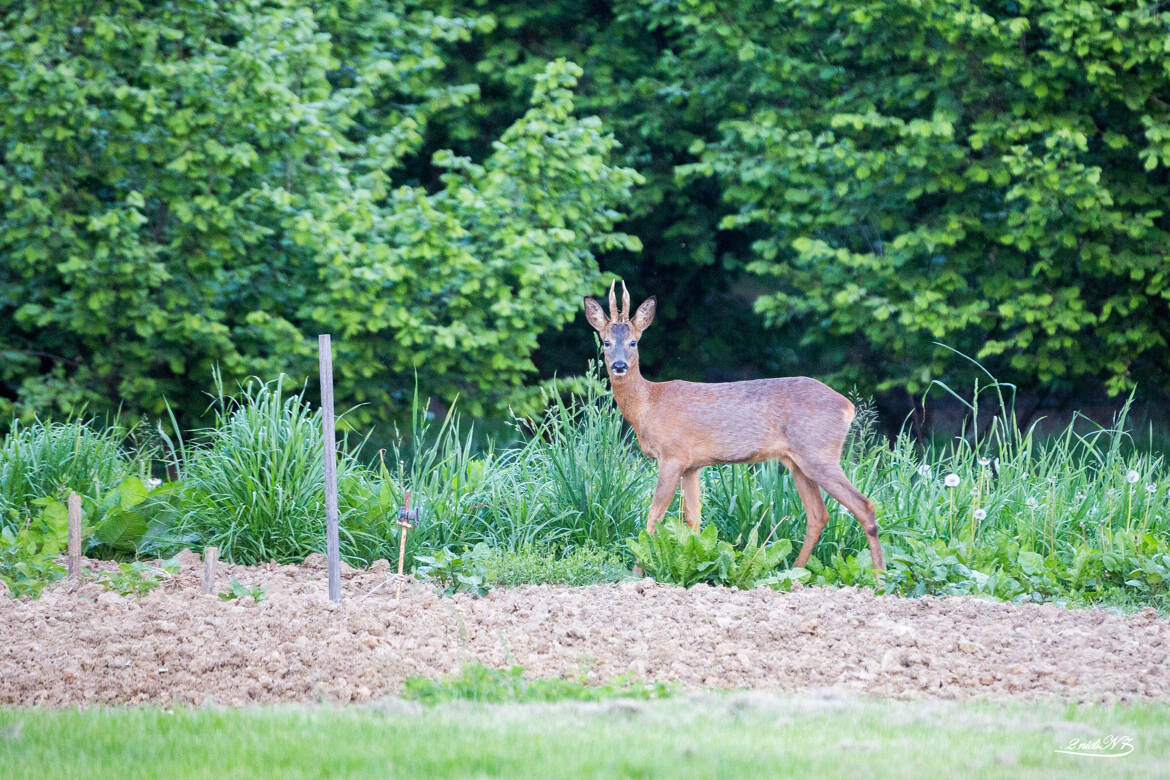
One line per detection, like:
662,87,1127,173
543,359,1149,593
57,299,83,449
2,692,1167,779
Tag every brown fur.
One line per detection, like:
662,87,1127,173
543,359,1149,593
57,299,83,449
584,282,885,571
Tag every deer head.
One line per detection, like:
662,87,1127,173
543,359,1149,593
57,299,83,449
583,280,656,378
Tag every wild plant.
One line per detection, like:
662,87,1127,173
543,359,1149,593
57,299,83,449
414,542,492,596
163,373,389,565
219,578,267,603
627,513,793,589
0,417,142,532
0,497,68,597
93,556,180,598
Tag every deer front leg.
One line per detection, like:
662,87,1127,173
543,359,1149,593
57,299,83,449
646,461,685,534
682,467,702,531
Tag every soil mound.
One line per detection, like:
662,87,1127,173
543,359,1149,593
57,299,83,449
1,555,1165,706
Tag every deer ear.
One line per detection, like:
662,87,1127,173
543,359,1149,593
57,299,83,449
632,296,656,331
583,297,609,332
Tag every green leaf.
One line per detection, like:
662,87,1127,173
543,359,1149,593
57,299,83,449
1017,551,1045,577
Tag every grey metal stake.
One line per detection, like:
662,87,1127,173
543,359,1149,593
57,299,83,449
319,334,341,603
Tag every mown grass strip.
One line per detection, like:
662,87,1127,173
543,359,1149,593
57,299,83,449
1,693,1167,780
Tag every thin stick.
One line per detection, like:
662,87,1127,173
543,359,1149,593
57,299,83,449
359,579,394,602
320,334,341,603
67,492,81,578
201,546,218,595
739,503,785,576
395,490,413,601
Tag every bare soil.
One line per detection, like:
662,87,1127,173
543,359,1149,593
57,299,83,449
2,552,1167,706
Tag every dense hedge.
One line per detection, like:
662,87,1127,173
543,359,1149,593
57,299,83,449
3,1,1169,429
0,1,640,428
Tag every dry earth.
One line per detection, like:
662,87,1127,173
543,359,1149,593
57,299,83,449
1,552,1167,706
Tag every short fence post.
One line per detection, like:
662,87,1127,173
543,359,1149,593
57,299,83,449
67,492,81,578
319,334,341,603
201,546,218,596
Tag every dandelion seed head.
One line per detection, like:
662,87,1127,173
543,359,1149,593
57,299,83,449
944,473,960,488
974,508,987,521
917,464,932,478
1127,469,1140,484
1026,496,1039,509
979,457,991,467
1147,484,1156,495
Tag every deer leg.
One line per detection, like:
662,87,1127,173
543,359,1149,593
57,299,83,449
797,461,885,571
646,461,685,534
790,467,830,568
681,468,703,531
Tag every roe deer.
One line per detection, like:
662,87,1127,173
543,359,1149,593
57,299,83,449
583,280,885,571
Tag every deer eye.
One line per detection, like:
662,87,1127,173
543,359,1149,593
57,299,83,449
602,340,612,347
629,341,637,348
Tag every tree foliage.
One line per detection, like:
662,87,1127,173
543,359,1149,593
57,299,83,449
434,0,764,382
0,0,640,427
670,0,1170,394
3,1,1169,431
435,0,1170,398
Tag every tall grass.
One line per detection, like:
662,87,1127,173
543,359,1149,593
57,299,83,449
363,387,497,561
155,363,1170,608
784,364,1170,606
372,369,653,559
503,371,653,550
880,367,1168,552
163,375,392,565
0,418,140,532
4,359,1166,608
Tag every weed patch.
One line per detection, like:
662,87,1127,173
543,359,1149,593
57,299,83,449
402,663,675,705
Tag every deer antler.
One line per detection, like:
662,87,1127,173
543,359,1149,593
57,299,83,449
607,279,633,322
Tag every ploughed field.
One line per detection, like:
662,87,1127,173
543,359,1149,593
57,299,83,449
1,551,1166,706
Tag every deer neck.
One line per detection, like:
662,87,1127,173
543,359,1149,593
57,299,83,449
608,364,652,427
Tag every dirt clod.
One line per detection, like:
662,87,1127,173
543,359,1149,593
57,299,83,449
1,555,1167,706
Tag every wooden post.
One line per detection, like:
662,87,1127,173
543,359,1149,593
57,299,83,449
201,546,218,596
395,490,415,600
319,334,341,603
67,492,82,578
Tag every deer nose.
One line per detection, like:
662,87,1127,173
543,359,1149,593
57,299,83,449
611,361,628,374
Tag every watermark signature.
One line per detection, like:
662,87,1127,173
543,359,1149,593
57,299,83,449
1055,735,1134,758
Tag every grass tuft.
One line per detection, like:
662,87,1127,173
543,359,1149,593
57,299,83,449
402,663,675,705
0,417,138,532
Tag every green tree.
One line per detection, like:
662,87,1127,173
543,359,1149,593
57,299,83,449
431,0,776,385
671,0,1170,395
432,0,1170,403
0,1,640,428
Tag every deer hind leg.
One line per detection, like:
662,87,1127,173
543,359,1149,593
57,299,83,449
646,461,686,535
796,460,885,572
789,466,829,568
681,468,703,531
